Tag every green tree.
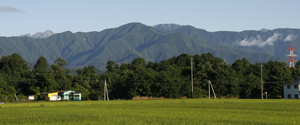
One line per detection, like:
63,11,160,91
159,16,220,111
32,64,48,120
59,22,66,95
33,56,48,74
264,60,293,97
48,57,72,90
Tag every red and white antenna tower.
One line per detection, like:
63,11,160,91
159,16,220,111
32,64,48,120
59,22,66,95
286,44,298,68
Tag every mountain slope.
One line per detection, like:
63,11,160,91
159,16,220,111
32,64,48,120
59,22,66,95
0,23,293,70
172,25,300,58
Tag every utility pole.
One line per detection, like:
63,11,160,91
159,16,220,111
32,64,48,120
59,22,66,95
208,80,210,99
104,79,109,101
208,80,216,99
191,57,193,98
104,79,106,101
15,94,18,102
210,81,217,99
261,64,263,99
106,82,109,101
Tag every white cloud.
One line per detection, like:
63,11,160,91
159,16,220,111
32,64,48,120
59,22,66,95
239,33,281,47
264,33,280,46
239,35,262,47
0,6,23,14
284,34,297,42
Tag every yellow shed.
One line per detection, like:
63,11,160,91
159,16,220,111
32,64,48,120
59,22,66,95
43,92,59,101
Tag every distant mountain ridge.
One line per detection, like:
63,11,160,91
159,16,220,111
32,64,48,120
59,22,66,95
20,30,55,38
169,25,300,58
1,23,299,70
153,24,183,31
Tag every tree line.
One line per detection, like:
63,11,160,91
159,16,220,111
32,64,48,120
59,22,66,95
0,53,299,101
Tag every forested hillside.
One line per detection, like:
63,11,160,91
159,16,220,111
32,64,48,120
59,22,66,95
0,23,291,70
0,53,299,101
156,24,300,58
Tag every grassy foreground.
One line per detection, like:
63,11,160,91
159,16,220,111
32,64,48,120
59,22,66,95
0,99,299,125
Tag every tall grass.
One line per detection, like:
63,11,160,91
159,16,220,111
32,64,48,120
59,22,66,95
0,99,299,124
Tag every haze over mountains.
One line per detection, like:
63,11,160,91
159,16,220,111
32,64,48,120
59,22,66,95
0,22,299,70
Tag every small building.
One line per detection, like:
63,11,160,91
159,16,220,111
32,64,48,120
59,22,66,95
43,92,59,101
283,77,300,99
58,90,81,101
27,95,35,100
71,92,81,101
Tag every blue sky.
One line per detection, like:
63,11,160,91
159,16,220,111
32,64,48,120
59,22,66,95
0,0,299,36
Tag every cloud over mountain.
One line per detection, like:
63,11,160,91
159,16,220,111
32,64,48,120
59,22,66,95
239,33,280,47
238,33,297,47
284,34,297,42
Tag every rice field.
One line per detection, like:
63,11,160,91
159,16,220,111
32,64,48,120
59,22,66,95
0,99,299,125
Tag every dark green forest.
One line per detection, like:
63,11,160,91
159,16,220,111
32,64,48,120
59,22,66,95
0,53,299,102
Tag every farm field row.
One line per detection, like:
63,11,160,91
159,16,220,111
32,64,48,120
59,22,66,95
0,99,299,124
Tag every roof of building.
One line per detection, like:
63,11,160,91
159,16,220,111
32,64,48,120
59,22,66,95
44,90,78,94
71,92,81,94
43,92,58,94
58,90,72,93
293,77,300,84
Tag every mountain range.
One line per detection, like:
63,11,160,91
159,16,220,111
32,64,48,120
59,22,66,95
20,30,56,38
0,22,299,70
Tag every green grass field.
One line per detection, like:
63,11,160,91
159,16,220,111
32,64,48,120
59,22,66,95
0,99,299,125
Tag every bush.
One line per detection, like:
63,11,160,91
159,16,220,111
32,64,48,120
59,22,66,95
16,94,27,101
0,94,5,102
6,95,16,102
